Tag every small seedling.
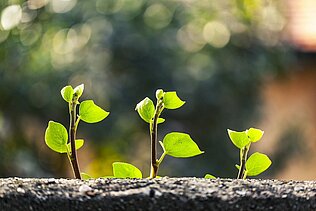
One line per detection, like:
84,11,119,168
45,84,109,179
131,89,204,178
204,128,271,180
228,128,271,179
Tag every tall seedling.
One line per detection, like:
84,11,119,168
135,89,204,178
45,84,109,179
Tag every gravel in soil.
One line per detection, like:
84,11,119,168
0,177,316,211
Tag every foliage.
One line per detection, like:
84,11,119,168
45,84,109,179
0,0,291,177
228,128,271,179
205,127,271,179
115,89,203,179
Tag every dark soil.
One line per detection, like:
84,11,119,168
0,177,315,211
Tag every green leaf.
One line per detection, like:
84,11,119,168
100,176,115,178
79,100,110,123
60,85,74,102
157,118,165,124
235,164,240,170
112,162,142,179
81,172,93,180
163,91,185,109
227,129,250,149
246,152,272,176
156,89,164,100
204,174,216,179
162,132,204,158
64,139,84,153
135,97,155,123
246,128,264,143
74,84,84,98
45,121,68,153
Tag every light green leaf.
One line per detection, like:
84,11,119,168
204,174,216,179
60,85,74,102
79,100,109,123
135,97,155,123
156,89,164,100
227,129,250,149
81,172,93,180
45,121,68,153
235,164,240,170
63,139,84,153
246,128,264,143
100,176,115,178
163,91,185,109
162,132,204,158
112,162,142,179
246,152,272,176
157,118,165,124
74,84,84,98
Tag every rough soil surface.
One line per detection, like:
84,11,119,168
0,177,315,211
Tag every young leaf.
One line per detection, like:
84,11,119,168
204,174,216,179
156,89,164,100
162,132,204,158
74,84,84,98
227,129,250,149
112,162,142,179
135,97,155,123
245,152,272,176
45,121,68,153
60,85,74,102
235,164,240,170
246,128,264,143
157,118,165,124
163,91,185,109
79,100,110,123
81,172,93,180
65,139,84,153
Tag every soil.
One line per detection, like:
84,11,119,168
0,177,315,211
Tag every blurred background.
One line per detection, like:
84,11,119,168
0,0,316,180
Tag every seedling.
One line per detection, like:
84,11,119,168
228,128,271,179
45,84,109,179
132,89,204,178
204,128,271,180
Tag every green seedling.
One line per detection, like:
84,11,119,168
228,128,271,179
132,89,204,178
45,84,109,179
204,127,271,180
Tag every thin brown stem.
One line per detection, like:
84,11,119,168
68,97,81,179
237,144,250,179
149,100,164,178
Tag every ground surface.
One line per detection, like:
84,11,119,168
0,177,315,210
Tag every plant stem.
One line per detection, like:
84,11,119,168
237,144,250,179
149,100,164,178
68,97,81,179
